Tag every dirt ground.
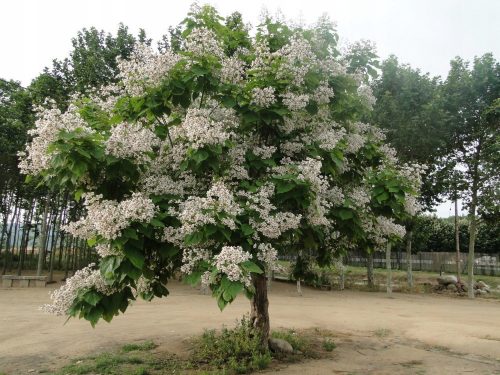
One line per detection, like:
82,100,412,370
1,280,499,375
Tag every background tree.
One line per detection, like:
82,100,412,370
371,56,448,287
441,54,499,298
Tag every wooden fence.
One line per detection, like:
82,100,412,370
345,251,500,276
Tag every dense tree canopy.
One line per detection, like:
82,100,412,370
19,6,421,341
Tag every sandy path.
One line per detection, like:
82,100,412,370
1,281,499,374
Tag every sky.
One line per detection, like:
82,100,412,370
1,0,498,217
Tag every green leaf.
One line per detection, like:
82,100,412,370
226,281,244,300
276,181,295,194
240,261,263,274
217,296,228,311
100,256,122,280
184,231,203,246
337,208,353,220
123,246,145,270
86,306,104,327
123,227,139,240
184,271,202,286
150,218,165,228
221,96,236,108
241,224,254,236
376,192,390,203
192,149,209,165
82,290,102,306
74,189,85,202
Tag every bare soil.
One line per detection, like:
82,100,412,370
1,279,499,374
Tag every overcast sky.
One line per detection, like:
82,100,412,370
1,0,498,217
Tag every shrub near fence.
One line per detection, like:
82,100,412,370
345,251,500,276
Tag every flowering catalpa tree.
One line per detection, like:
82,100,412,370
20,6,421,344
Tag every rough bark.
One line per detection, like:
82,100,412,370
49,198,66,283
2,197,20,275
367,252,374,289
454,198,461,282
338,256,345,291
250,272,270,347
37,196,51,276
467,208,478,299
386,242,392,296
406,230,413,289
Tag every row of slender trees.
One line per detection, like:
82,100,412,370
1,15,498,291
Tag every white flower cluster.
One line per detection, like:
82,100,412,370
238,183,302,239
212,246,251,285
140,172,196,197
184,28,225,59
276,36,317,86
255,243,281,271
180,248,211,274
375,216,406,240
357,84,376,109
256,211,302,239
95,244,121,258
135,275,154,296
404,195,422,216
312,124,345,151
220,56,246,84
311,82,335,105
41,264,113,316
117,43,180,96
280,141,304,157
298,158,332,226
19,104,94,174
344,133,365,154
105,122,160,162
252,145,276,159
282,92,309,111
182,108,235,149
348,188,370,208
64,192,156,240
251,87,276,108
179,181,242,236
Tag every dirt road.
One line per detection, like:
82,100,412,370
1,280,499,374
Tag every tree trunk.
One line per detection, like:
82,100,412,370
17,199,35,276
338,256,345,291
406,230,413,289
467,210,478,299
367,252,374,289
2,197,20,275
454,198,461,282
386,242,392,296
49,199,66,283
37,196,51,276
64,236,73,280
296,279,302,296
250,273,270,347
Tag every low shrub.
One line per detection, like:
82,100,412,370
191,315,271,374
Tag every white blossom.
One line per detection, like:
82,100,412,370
213,246,252,285
251,87,276,108
41,265,114,316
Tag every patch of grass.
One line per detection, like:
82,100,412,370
400,360,424,368
322,339,336,352
191,315,271,374
373,328,392,338
482,335,500,342
53,326,335,375
271,329,309,352
56,340,175,375
122,340,157,352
